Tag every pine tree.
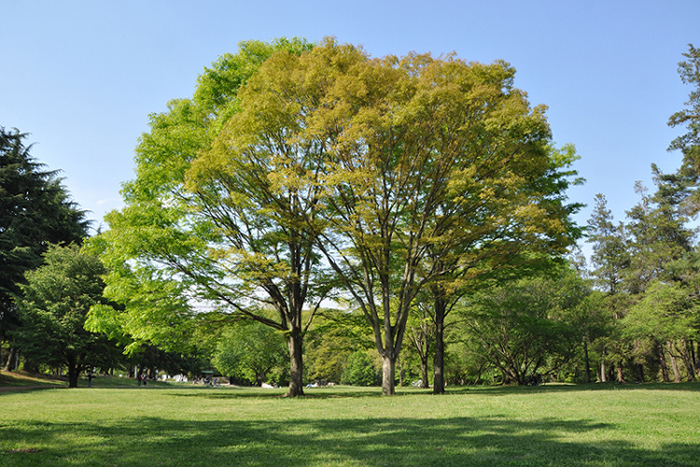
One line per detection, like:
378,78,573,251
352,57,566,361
1,127,89,369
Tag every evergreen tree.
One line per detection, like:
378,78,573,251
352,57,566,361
1,127,89,369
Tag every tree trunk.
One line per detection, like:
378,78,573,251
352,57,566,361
419,354,429,389
616,361,625,383
285,327,305,397
658,342,670,383
3,347,18,371
679,339,696,382
381,354,396,396
433,296,446,395
668,342,682,383
67,355,79,388
583,340,591,384
600,359,606,382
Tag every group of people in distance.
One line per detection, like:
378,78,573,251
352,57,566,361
137,374,149,386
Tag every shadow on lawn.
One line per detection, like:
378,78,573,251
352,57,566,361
164,381,700,401
3,413,699,467
446,381,700,396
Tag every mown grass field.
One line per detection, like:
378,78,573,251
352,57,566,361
1,377,699,467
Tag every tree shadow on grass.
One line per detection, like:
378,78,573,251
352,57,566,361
445,381,700,396
164,380,700,401
2,413,699,467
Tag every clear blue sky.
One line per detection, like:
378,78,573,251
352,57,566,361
2,1,699,243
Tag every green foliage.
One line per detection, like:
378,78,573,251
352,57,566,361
0,127,89,350
212,321,288,386
624,281,698,343
91,38,316,396
459,268,589,385
341,351,380,386
587,193,630,295
304,309,372,383
15,245,121,387
668,44,700,213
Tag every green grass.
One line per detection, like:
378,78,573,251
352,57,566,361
0,370,64,388
0,370,170,389
1,382,699,466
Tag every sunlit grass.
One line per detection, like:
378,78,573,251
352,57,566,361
1,382,699,466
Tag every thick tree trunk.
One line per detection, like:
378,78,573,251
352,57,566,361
67,356,79,388
285,328,305,397
381,354,396,396
433,296,446,395
433,328,445,393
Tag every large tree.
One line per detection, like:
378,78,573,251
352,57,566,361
0,127,89,370
207,39,578,395
90,38,319,396
15,245,121,387
301,44,579,395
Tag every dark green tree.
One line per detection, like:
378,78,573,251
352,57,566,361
341,350,380,387
459,269,587,386
624,170,698,382
15,245,121,387
1,127,89,370
587,193,633,382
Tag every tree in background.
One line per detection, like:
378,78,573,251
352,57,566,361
15,245,121,387
304,308,371,384
0,127,89,370
341,350,380,387
623,169,698,382
212,321,288,386
586,193,632,382
458,268,587,385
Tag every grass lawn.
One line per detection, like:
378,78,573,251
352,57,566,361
1,381,699,466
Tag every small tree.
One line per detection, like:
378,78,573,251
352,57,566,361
16,245,121,387
342,351,380,386
212,321,288,386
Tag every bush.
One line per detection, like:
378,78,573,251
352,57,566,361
341,351,379,386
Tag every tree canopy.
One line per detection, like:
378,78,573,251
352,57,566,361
90,37,583,395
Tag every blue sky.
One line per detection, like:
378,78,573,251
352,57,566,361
2,1,699,243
